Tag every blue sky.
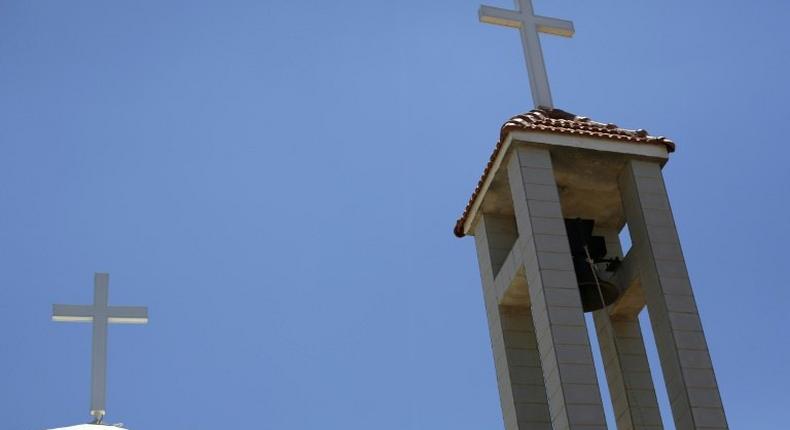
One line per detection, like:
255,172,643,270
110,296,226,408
1,1,788,429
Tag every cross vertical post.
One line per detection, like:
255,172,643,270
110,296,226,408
52,273,148,423
91,273,110,420
479,0,574,109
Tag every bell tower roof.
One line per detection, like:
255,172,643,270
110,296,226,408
501,108,674,151
454,108,675,237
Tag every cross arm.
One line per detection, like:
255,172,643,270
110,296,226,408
52,304,95,322
479,5,523,29
107,306,148,324
533,15,574,37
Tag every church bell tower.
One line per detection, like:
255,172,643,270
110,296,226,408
455,1,729,429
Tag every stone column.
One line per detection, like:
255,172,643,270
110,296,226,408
502,305,553,429
618,160,728,429
593,228,663,430
507,146,607,430
473,214,552,430
594,314,664,430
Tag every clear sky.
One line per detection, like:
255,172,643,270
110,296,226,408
1,1,789,429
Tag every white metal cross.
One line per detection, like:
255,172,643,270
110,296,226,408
52,273,148,423
479,0,574,109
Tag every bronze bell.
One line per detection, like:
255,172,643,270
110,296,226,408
564,218,621,312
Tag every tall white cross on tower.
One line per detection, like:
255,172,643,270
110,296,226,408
52,273,148,423
479,0,574,109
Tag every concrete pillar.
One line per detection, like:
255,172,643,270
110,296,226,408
502,305,553,430
593,228,663,430
507,146,607,430
594,314,664,430
618,160,728,429
473,214,552,430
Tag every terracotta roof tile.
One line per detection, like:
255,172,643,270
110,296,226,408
453,108,675,237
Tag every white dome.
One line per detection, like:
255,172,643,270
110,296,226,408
48,425,126,430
